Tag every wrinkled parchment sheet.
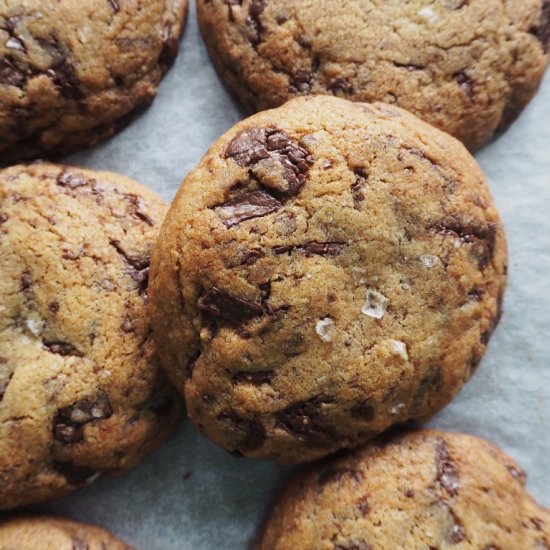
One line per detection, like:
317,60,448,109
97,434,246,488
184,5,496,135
33,3,550,548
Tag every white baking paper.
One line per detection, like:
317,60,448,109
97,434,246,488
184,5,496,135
34,2,550,548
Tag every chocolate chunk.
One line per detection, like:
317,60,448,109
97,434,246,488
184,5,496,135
20,272,32,290
57,170,91,188
233,371,273,384
123,193,155,226
52,461,97,486
241,248,265,265
531,1,550,52
198,287,263,324
225,128,313,197
352,168,368,203
277,395,336,447
218,411,266,451
334,542,372,550
435,438,460,496
329,78,353,96
273,242,344,257
215,190,282,228
0,57,26,87
47,62,82,99
351,401,375,421
506,464,527,483
246,0,267,44
0,371,13,402
53,391,112,444
43,341,84,357
109,240,151,295
357,497,370,515
532,518,546,531
0,213,8,224
432,218,497,269
318,468,363,486
160,24,180,66
453,69,475,100
289,71,313,93
108,0,120,12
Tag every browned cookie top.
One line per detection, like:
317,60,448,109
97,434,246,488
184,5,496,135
0,162,181,511
0,516,133,550
256,430,550,549
198,0,550,151
0,0,188,164
149,96,507,464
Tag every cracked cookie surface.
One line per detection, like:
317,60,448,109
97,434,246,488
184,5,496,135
255,430,550,550
0,162,181,511
149,96,507,464
198,0,550,151
0,516,133,550
0,0,188,164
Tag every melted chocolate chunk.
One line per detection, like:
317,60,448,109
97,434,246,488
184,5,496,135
453,69,475,100
48,301,60,313
233,371,273,384
277,396,336,446
0,370,13,402
52,461,98,486
432,218,497,269
241,248,265,265
109,240,150,295
123,193,155,226
0,213,8,224
198,287,263,324
318,468,363,486
330,78,353,96
0,57,26,87
289,71,313,93
334,542,372,550
160,24,180,66
53,391,112,444
47,62,82,99
273,242,344,257
435,438,460,496
218,411,266,451
216,190,281,228
246,0,267,44
43,341,84,357
531,1,550,52
57,170,91,188
108,0,120,12
225,128,313,197
20,272,32,290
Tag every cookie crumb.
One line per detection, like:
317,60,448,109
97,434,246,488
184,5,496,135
316,318,335,342
362,290,388,319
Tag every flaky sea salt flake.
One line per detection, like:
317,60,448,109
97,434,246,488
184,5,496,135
420,254,440,268
362,289,389,319
418,6,438,23
316,318,335,342
389,339,409,360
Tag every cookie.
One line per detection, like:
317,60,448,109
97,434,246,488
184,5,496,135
149,95,507,464
197,0,550,151
255,429,550,550
0,162,181,511
0,516,132,550
0,0,188,165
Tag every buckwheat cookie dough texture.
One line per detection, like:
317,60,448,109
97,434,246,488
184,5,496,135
149,96,507,464
255,430,550,550
0,516,133,549
0,0,188,165
197,0,550,151
0,162,181,511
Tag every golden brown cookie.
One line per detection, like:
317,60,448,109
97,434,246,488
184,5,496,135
197,0,550,151
0,516,132,550
149,96,507,464
0,162,181,511
256,430,550,550
0,0,188,164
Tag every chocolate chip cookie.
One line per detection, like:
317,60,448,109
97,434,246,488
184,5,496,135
149,96,507,464
0,0,188,165
255,430,550,550
0,162,181,511
0,516,132,549
197,0,550,151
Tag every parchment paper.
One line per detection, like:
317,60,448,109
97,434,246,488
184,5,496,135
34,2,550,548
